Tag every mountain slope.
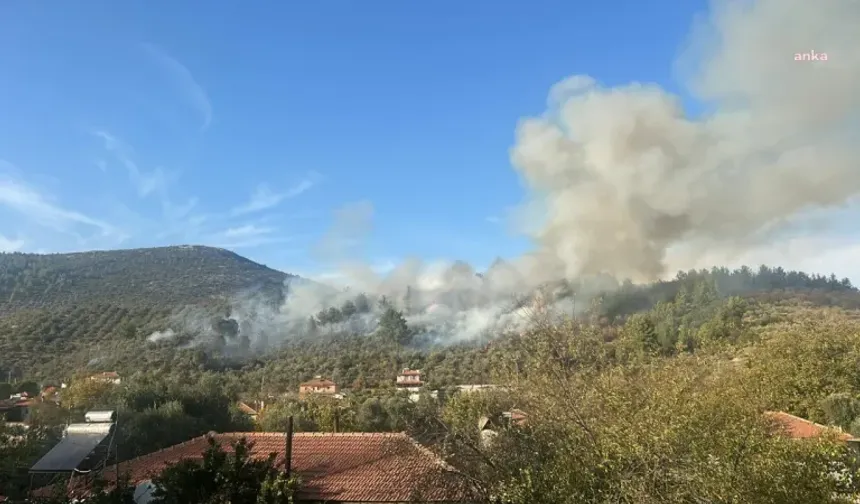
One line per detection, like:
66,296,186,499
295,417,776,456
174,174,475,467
0,246,295,380
0,245,291,313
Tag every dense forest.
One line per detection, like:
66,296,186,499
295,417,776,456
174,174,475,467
4,247,860,502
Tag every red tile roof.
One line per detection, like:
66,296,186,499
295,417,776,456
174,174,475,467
765,411,855,441
507,409,528,426
400,369,422,376
75,432,474,502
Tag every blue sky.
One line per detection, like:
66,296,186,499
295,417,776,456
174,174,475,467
0,0,713,276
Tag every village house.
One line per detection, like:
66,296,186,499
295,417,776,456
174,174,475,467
396,368,423,391
478,409,528,448
765,411,856,442
0,395,36,423
40,386,60,403
38,432,478,503
298,376,338,397
89,372,122,385
236,401,260,422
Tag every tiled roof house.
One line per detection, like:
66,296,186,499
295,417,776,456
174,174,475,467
42,432,477,503
298,376,338,397
765,411,855,442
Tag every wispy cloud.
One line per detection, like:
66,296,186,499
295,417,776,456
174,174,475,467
231,174,320,216
0,170,117,237
93,130,170,197
140,42,213,131
0,234,25,252
222,224,275,238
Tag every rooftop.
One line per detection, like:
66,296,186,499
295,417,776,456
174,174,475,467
236,402,258,416
765,411,855,442
65,432,474,502
300,378,336,388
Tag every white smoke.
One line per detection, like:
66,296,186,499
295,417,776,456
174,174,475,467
146,328,176,343
155,0,860,347
513,0,860,281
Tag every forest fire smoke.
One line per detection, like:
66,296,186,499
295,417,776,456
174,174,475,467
150,0,860,349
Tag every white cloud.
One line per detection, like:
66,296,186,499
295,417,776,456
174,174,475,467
206,223,302,249
0,171,117,236
0,234,25,252
93,130,170,197
222,224,275,238
141,42,213,131
231,175,319,216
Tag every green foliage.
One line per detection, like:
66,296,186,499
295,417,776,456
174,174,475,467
0,421,61,500
434,321,860,503
0,382,11,399
0,246,289,314
150,437,299,504
821,393,860,431
377,306,412,345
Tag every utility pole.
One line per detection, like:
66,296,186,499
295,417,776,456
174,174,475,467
284,416,294,478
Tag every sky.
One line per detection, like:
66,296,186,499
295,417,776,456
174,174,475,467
1,0,858,282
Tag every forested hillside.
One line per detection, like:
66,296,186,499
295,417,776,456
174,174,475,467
1,245,858,390
6,249,860,502
0,246,290,313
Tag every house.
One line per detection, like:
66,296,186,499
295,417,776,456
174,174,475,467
89,372,122,385
40,432,479,503
396,368,423,391
765,411,855,442
0,396,35,423
298,376,338,397
236,401,259,422
40,386,59,403
478,409,528,448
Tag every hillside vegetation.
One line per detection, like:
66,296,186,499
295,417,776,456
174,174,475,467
0,246,292,380
6,249,860,502
0,246,289,313
1,245,859,391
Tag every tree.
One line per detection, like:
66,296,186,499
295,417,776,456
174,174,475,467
821,393,860,431
150,436,299,504
377,307,411,345
340,300,357,319
424,321,860,503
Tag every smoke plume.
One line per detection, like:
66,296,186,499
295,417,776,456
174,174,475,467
514,0,860,281
150,0,860,348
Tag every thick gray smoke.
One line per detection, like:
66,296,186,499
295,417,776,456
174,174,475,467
149,0,860,348
514,0,860,281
